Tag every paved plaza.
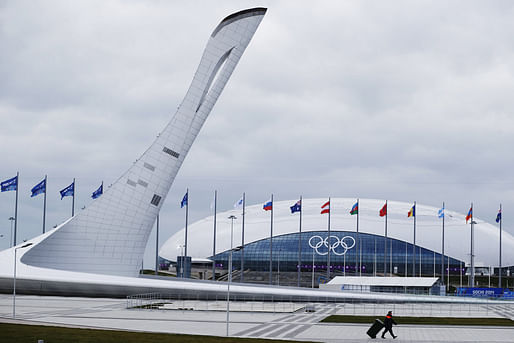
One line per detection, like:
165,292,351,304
1,294,514,342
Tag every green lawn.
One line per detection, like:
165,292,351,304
0,323,309,343
321,315,514,326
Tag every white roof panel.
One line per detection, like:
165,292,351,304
328,276,439,287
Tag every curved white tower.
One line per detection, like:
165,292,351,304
20,8,267,277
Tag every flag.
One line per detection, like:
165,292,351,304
181,192,188,208
438,207,444,218
350,202,358,215
31,179,46,197
466,207,472,223
408,205,415,217
290,199,301,214
91,183,103,199
496,209,502,223
263,199,272,211
60,182,74,199
379,203,387,217
1,176,17,192
321,200,330,214
234,196,243,208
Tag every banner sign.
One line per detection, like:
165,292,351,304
456,287,505,297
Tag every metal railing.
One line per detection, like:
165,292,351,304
126,292,514,320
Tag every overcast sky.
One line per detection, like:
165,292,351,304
1,1,514,267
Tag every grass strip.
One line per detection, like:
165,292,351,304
321,315,514,326
0,323,310,343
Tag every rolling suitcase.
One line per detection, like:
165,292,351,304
366,319,384,339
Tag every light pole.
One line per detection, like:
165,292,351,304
226,214,237,337
13,242,33,319
470,220,477,287
277,248,281,286
8,217,15,248
311,248,315,288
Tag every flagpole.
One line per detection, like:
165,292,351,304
373,236,376,277
14,172,19,246
155,214,159,275
389,205,392,275
42,175,47,234
384,200,387,277
269,194,273,285
212,190,217,281
241,192,245,282
470,202,474,287
447,256,449,292
441,202,445,286
413,201,416,277
499,203,502,288
418,203,421,277
327,197,331,280
297,195,302,287
404,241,407,277
71,178,75,217
357,199,360,277
185,188,189,258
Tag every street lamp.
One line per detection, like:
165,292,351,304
13,242,33,319
226,214,237,337
8,217,15,248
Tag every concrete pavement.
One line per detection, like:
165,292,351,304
1,295,513,342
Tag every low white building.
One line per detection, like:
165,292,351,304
321,276,442,295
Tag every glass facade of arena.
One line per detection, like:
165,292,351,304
211,231,464,277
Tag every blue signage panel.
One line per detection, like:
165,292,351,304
456,287,505,297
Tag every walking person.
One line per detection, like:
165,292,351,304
381,311,397,339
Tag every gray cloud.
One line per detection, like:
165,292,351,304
1,1,513,266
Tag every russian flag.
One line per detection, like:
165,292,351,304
263,200,272,211
466,207,472,223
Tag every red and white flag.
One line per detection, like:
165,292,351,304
321,200,330,214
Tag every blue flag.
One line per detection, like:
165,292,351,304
1,176,18,192
91,183,103,199
31,178,46,197
496,210,501,223
60,182,74,199
181,192,188,208
290,199,301,214
438,207,444,218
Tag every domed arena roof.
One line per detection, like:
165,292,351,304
160,198,514,267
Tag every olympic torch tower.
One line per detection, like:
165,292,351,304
21,8,267,277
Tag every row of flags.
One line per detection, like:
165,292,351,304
180,190,502,226
242,197,502,224
1,175,103,200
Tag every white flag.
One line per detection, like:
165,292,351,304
234,196,243,208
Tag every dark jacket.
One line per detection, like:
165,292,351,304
384,315,397,328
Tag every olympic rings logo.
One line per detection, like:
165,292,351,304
308,235,356,256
